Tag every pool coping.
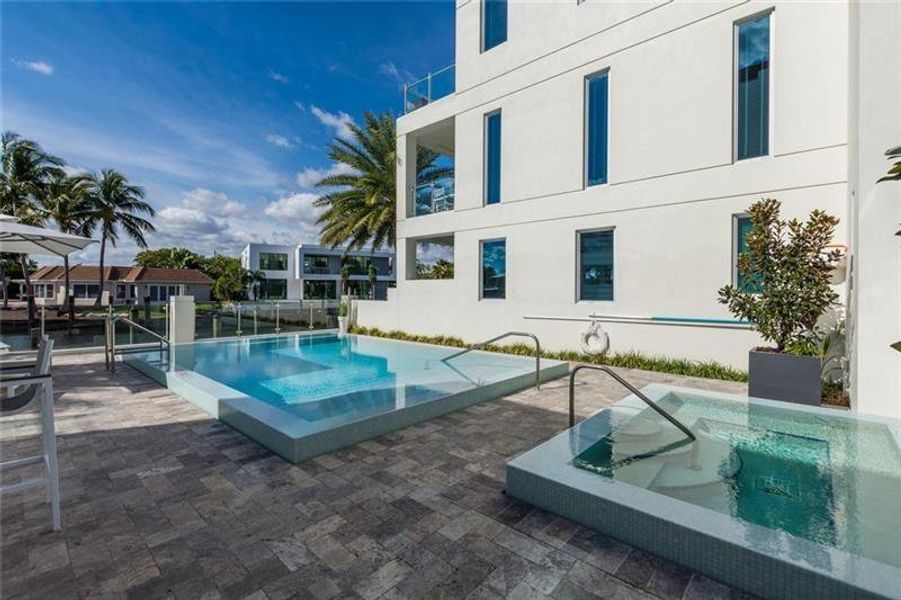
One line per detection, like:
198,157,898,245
124,332,570,463
506,383,901,600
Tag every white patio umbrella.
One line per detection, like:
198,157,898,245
0,214,94,257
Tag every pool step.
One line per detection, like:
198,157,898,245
650,434,737,490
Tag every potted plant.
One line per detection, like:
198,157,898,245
718,198,843,405
337,298,349,335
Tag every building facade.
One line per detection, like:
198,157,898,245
239,243,395,301
28,265,212,305
357,0,901,417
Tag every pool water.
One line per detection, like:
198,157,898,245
152,332,549,433
571,391,901,570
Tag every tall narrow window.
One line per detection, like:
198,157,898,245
735,14,770,160
480,239,506,299
733,215,762,293
578,229,614,301
484,111,502,205
482,0,507,52
585,72,609,186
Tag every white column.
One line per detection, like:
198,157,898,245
168,295,196,345
847,0,901,418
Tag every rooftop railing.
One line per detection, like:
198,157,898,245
404,64,455,113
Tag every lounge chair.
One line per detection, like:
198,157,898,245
0,336,61,530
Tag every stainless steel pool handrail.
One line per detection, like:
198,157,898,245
106,315,171,374
441,331,541,390
568,364,696,441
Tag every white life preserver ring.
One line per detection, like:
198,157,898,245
580,319,609,355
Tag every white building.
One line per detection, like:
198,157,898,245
240,243,395,301
357,0,900,417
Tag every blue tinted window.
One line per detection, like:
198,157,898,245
579,230,614,301
485,111,502,205
735,216,762,293
483,0,507,51
481,239,506,299
736,15,770,160
585,73,609,186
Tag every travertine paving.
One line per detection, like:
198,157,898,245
1,352,753,600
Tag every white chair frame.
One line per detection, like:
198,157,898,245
0,337,61,530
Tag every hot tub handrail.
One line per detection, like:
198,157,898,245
568,364,696,441
441,331,541,390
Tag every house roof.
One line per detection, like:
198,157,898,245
30,265,212,285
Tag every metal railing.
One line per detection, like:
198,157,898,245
403,64,455,113
105,315,170,374
442,331,542,390
568,364,696,442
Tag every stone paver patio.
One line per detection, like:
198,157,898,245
1,351,753,600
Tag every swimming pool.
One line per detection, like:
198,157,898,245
506,385,901,599
126,332,568,462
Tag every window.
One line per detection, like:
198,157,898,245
115,284,136,300
303,280,336,300
578,229,614,301
480,239,506,299
261,279,288,300
585,71,609,186
735,13,771,160
147,285,179,302
259,252,288,271
733,215,762,293
73,283,101,299
413,236,454,280
303,254,330,274
32,283,54,299
484,111,502,205
482,0,507,52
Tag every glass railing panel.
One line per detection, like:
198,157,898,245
404,64,455,113
414,178,455,216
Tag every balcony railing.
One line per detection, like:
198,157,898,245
404,64,455,113
414,179,455,216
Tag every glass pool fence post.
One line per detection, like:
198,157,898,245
40,305,45,338
253,307,258,336
213,314,219,338
275,302,281,334
236,302,242,336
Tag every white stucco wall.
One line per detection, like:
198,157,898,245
374,1,852,371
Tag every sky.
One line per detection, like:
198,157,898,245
1,1,455,266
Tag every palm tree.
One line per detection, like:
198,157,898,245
0,132,65,330
367,263,378,299
80,169,155,305
314,112,453,252
39,173,90,331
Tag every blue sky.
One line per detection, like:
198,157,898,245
2,1,455,264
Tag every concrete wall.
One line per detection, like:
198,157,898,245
379,1,850,370
847,0,901,418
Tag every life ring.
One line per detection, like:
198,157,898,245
580,319,609,355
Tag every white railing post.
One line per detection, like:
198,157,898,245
275,302,281,334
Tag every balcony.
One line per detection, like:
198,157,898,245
414,179,455,216
403,64,455,113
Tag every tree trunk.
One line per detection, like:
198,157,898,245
19,253,35,344
63,255,73,333
96,234,106,306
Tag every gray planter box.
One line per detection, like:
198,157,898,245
748,350,821,405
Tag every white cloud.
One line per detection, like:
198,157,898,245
295,163,355,189
181,188,245,217
12,59,54,76
311,105,355,142
293,101,305,112
268,70,289,84
265,133,295,149
378,61,413,86
263,192,320,221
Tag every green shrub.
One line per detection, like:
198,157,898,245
349,326,747,382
